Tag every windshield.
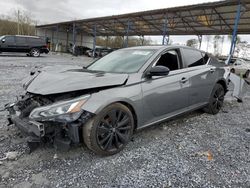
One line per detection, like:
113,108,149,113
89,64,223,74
87,49,156,73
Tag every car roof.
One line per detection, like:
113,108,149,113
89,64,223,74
122,45,206,53
3,35,41,38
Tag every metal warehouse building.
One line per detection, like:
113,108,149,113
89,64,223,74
36,0,250,58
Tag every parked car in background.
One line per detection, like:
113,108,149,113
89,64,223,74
5,46,229,155
68,43,91,56
218,56,250,78
86,47,114,57
0,35,49,57
230,58,250,78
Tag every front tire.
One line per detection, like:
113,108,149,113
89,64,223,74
30,48,40,57
230,68,235,73
83,103,134,156
203,83,225,114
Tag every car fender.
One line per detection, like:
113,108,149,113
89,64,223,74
81,84,144,126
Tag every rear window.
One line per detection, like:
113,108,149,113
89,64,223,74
182,48,205,67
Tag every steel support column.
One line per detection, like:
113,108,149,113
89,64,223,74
124,20,130,48
140,35,144,46
105,36,109,48
56,24,59,44
162,16,169,45
198,35,202,49
227,2,242,64
92,24,97,58
73,22,76,46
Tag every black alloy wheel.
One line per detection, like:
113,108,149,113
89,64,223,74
83,103,134,155
244,70,250,78
97,109,132,151
30,48,40,57
212,86,224,112
203,83,225,114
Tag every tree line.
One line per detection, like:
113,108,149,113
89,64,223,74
0,10,35,36
96,36,154,48
186,35,249,58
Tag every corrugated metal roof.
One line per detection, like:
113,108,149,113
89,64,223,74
36,0,250,36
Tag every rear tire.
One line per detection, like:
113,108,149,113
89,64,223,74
203,83,225,114
30,48,40,57
83,103,134,156
244,70,250,78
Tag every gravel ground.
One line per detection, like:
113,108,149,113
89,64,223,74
0,53,249,188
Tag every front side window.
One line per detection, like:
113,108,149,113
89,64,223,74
87,49,156,73
4,36,15,43
154,50,180,71
182,48,205,67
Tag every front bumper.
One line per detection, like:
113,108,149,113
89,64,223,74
10,115,45,137
6,102,94,152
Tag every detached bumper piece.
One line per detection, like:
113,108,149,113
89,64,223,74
11,116,45,137
9,115,44,152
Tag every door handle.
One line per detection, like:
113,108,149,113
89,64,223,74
210,67,216,73
180,77,188,83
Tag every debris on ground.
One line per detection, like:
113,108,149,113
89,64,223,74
0,151,19,161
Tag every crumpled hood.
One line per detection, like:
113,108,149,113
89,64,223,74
26,66,128,95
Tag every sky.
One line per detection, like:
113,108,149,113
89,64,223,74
1,0,250,55
1,0,222,23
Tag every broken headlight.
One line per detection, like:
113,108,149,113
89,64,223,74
29,95,90,122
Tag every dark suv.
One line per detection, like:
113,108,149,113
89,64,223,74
0,35,49,57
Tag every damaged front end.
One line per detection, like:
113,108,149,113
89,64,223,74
6,93,94,152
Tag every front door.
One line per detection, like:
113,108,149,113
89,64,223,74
141,49,190,125
0,36,16,52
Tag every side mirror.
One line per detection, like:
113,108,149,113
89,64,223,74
1,39,5,43
148,66,170,77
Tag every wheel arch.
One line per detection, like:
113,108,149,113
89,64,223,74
216,79,227,93
117,101,138,131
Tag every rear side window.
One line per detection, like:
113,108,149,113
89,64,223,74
27,37,44,44
16,37,27,44
4,36,15,43
182,48,205,67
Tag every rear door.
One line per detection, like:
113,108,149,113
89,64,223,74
181,48,217,106
0,36,16,52
15,36,29,52
28,37,44,48
141,48,190,125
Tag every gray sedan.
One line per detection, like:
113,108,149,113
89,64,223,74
6,46,229,155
